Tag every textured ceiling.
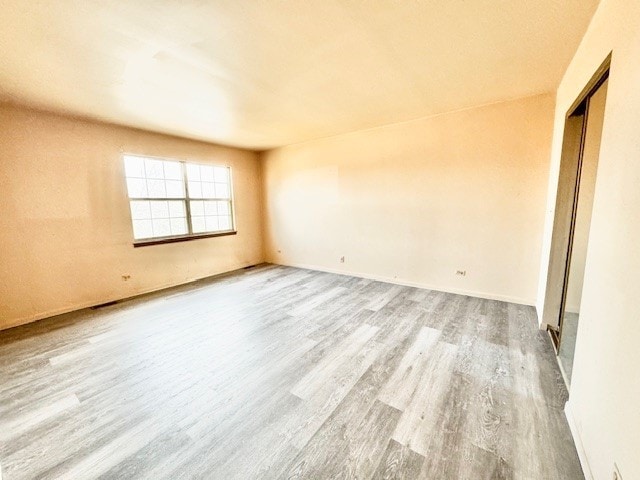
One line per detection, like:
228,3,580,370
0,0,599,149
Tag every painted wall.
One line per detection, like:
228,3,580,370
262,94,555,305
536,0,640,478
0,105,264,330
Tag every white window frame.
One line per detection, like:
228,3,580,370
123,154,236,246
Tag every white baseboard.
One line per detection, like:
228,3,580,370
270,261,536,306
564,400,594,480
1,262,262,331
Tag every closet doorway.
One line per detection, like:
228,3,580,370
542,55,610,386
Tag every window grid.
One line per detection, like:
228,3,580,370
124,155,234,241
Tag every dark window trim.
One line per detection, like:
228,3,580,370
133,230,237,247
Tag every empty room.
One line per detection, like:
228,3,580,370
1,1,638,479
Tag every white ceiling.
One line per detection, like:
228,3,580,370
0,0,599,150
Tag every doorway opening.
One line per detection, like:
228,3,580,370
541,54,610,387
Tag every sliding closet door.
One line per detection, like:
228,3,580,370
558,78,608,384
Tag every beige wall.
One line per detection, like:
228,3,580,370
537,0,640,478
0,105,264,330
262,94,555,305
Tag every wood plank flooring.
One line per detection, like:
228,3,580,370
0,264,583,479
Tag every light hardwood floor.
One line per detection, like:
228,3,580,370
0,265,583,479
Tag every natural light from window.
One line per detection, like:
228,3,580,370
123,155,234,242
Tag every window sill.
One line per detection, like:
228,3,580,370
133,230,237,247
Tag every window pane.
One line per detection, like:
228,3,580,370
214,166,229,183
132,219,153,239
166,180,185,198
124,156,145,178
201,182,215,198
205,216,219,231
126,178,148,198
186,164,201,181
168,201,186,218
215,183,230,198
192,216,206,233
201,165,214,182
170,218,188,235
188,181,202,198
147,179,167,198
164,161,182,180
218,216,231,231
145,159,165,179
204,200,217,215
130,200,151,220
217,201,230,215
152,219,171,237
190,200,204,216
150,201,169,219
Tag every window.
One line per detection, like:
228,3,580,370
123,154,234,244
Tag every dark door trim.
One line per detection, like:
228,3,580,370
543,52,612,350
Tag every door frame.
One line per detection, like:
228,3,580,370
542,53,611,349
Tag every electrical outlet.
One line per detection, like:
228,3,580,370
121,274,131,281
613,463,622,480
340,256,345,263
456,270,466,276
